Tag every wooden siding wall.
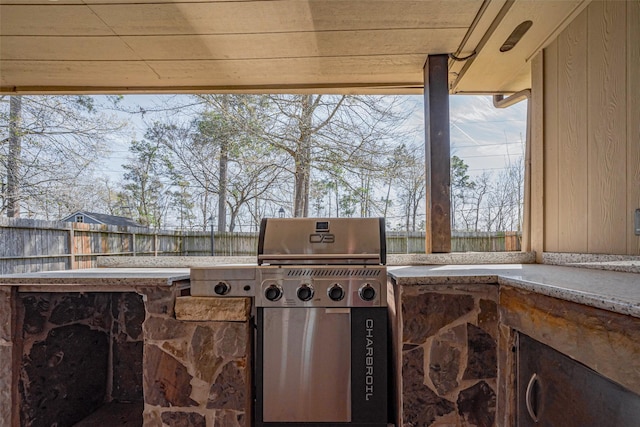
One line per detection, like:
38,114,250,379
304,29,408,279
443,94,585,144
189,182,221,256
538,0,640,255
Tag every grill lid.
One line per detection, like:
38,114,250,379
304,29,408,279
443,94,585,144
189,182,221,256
257,217,386,265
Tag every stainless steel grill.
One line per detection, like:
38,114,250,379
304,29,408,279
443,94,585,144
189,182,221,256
256,217,389,427
191,217,390,427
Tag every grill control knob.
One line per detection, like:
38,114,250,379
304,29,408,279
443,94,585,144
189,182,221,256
214,281,230,296
328,284,345,301
297,284,314,302
359,284,376,301
264,284,283,302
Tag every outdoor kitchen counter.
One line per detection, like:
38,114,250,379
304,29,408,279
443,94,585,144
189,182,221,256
389,263,640,318
389,263,640,427
0,267,252,427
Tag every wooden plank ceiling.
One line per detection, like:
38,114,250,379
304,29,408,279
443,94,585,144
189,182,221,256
0,0,590,94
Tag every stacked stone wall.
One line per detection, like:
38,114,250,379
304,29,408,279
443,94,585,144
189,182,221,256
17,291,145,426
111,292,145,402
142,292,251,427
0,288,17,427
399,284,498,427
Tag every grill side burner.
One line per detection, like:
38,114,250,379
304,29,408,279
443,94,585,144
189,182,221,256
190,265,257,297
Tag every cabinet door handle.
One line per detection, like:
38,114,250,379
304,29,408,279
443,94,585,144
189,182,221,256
525,373,540,422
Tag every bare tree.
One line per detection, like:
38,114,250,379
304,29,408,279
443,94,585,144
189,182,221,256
259,95,345,216
143,100,286,231
396,144,426,231
484,158,524,232
449,155,524,233
112,94,415,227
0,95,125,218
262,95,412,217
469,172,491,231
6,96,22,217
190,94,288,229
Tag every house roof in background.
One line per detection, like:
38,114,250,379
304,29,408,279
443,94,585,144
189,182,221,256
62,211,144,228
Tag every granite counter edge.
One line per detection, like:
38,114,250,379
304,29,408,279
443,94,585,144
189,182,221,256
496,276,640,318
0,274,190,290
390,271,640,319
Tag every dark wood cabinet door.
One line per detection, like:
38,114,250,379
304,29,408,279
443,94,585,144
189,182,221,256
517,333,640,427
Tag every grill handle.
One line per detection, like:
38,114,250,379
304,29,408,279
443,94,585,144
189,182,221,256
258,253,381,265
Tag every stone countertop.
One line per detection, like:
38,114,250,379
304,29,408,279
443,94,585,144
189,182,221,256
98,256,256,268
0,268,190,290
389,264,640,318
96,252,537,269
2,262,638,316
542,252,640,274
388,251,536,265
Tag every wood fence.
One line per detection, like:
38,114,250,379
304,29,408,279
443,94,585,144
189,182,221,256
0,218,520,275
385,231,520,253
0,218,208,274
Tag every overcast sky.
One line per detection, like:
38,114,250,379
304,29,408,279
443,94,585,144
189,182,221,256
100,94,527,182
403,94,527,177
449,95,527,175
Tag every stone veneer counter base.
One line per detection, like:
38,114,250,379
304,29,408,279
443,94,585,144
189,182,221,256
390,263,640,427
2,261,638,427
395,282,500,427
73,402,143,427
0,268,250,427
